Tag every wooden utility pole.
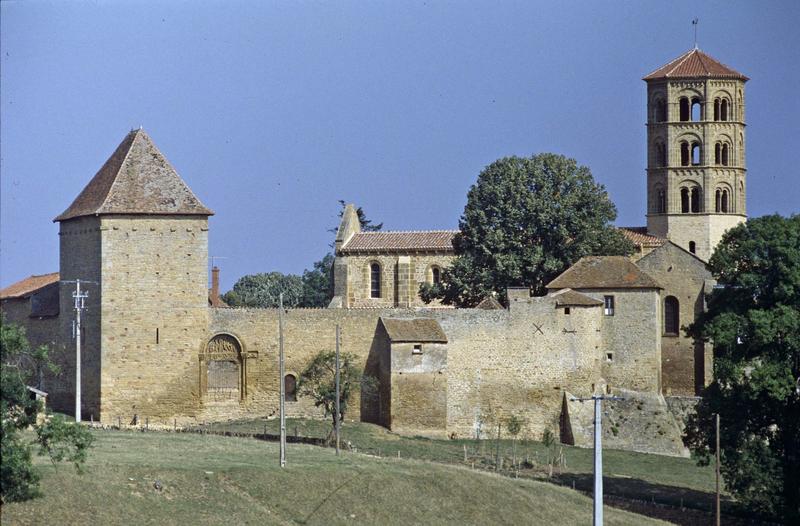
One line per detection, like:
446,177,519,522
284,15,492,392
716,413,721,526
335,324,341,456
279,293,286,468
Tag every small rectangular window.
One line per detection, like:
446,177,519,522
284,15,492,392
412,344,423,355
564,307,571,315
606,352,613,362
604,296,615,316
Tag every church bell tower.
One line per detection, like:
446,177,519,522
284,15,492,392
643,48,748,261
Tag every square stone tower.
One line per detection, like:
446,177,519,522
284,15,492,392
643,48,748,261
54,129,213,422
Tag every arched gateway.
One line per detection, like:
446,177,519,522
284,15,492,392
200,333,247,401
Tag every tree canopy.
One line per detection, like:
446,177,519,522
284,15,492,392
222,272,304,308
1,317,93,502
684,214,800,523
421,153,632,306
300,253,334,308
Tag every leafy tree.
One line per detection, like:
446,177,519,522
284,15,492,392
1,317,94,502
506,414,526,466
684,215,800,523
297,350,376,442
333,199,383,233
420,153,633,306
300,253,334,308
222,272,303,308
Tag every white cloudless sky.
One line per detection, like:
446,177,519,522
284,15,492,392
2,0,798,291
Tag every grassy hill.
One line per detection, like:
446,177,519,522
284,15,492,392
2,430,668,526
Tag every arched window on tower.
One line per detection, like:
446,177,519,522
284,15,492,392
679,97,690,122
370,262,381,298
715,189,722,212
691,98,702,121
721,99,729,121
691,187,701,213
721,189,729,213
739,181,745,211
664,296,679,335
714,98,720,121
655,141,666,167
715,143,721,165
680,142,690,166
681,188,690,213
657,189,666,213
722,143,729,166
691,142,701,165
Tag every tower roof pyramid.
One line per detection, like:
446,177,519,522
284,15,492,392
55,128,213,222
643,48,748,81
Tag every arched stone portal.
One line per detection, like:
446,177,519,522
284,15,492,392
200,333,246,401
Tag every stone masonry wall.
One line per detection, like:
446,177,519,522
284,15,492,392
98,215,209,424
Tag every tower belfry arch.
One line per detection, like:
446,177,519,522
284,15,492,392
643,48,748,261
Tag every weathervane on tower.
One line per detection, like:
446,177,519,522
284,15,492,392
692,18,699,49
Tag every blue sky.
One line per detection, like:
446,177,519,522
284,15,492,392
2,1,798,291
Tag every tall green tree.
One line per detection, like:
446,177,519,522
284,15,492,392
1,317,94,502
297,350,376,443
222,272,303,308
684,214,800,523
421,153,632,306
300,253,334,308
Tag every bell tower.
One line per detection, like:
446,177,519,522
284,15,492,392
644,48,748,261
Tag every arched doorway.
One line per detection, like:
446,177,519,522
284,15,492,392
201,333,246,401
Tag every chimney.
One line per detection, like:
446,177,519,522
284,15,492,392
211,266,220,307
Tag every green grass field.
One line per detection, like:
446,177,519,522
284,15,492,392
2,430,668,526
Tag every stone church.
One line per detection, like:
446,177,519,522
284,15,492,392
1,48,748,455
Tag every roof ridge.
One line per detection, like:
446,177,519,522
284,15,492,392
355,229,458,234
642,49,691,78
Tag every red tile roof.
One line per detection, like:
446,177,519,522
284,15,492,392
643,48,748,81
55,129,213,222
341,231,457,254
0,272,59,299
619,227,666,248
546,256,661,290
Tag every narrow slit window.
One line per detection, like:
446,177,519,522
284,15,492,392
370,263,381,298
603,296,615,316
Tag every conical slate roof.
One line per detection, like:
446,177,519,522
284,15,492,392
55,129,213,222
643,48,748,81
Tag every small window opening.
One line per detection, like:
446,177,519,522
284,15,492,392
721,99,729,121
156,328,159,344
689,241,696,254
714,98,720,121
680,142,690,166
715,189,722,212
370,263,381,298
431,267,441,285
681,188,690,213
715,143,721,165
691,142,701,165
721,190,729,213
691,98,702,121
664,296,679,335
412,344,423,355
284,374,297,402
690,187,701,213
654,99,667,122
679,97,690,121
564,307,571,315
722,144,729,166
606,352,613,363
603,296,615,316
657,189,666,213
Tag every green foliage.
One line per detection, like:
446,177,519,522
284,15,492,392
300,253,334,308
506,415,525,437
334,199,383,233
1,316,93,502
422,153,633,306
298,350,377,438
36,414,94,472
222,272,303,308
684,214,800,522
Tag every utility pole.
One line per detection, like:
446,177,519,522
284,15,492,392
62,279,95,423
335,324,341,456
279,293,286,468
716,413,721,526
570,393,623,526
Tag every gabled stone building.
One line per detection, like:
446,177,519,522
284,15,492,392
1,47,749,455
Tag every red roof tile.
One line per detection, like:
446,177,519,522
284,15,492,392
55,129,213,222
643,48,748,81
341,231,456,254
619,227,666,248
0,272,59,299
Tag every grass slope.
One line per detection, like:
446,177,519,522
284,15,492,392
3,430,667,526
